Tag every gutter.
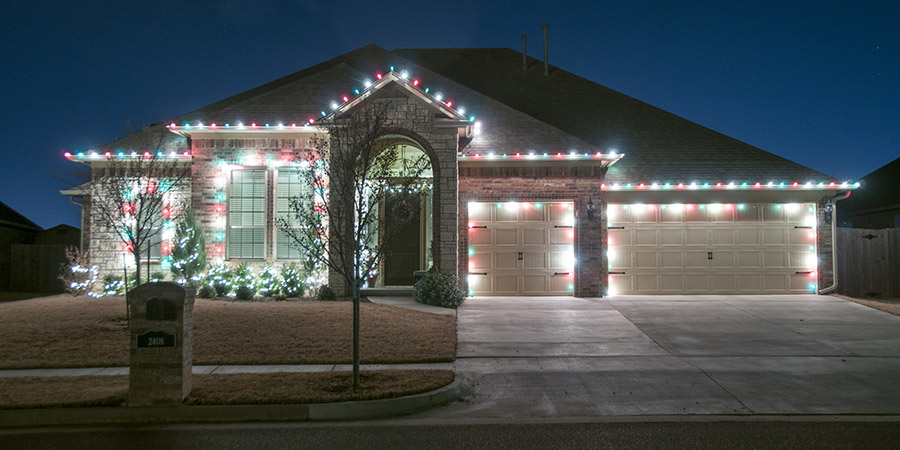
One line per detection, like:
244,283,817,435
818,191,852,295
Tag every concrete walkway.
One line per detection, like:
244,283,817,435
0,363,452,378
416,294,900,418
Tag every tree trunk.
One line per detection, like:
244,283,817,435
352,281,360,391
133,251,143,287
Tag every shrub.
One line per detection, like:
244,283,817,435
280,263,307,298
234,285,255,301
101,274,125,296
58,246,98,297
316,285,337,301
150,271,166,283
256,266,281,297
414,268,466,308
205,263,232,297
197,284,216,299
232,263,256,299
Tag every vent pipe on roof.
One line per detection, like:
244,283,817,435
522,34,527,71
542,24,549,76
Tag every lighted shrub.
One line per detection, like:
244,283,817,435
414,269,465,309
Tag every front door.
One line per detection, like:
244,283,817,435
383,192,421,285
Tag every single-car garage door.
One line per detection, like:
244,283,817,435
608,203,818,294
467,201,575,296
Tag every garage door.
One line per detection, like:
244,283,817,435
608,203,818,294
467,201,575,295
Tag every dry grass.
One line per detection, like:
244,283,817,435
0,295,456,369
834,294,900,316
0,370,453,409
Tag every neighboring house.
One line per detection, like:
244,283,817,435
838,156,900,229
0,201,80,292
61,45,859,296
0,200,43,290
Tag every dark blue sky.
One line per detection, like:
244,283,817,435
2,0,897,229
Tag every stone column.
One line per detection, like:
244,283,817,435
128,282,194,405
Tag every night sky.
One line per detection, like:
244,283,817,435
2,1,897,230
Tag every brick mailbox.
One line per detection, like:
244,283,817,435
128,282,195,406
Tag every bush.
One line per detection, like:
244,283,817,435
205,263,232,297
232,263,256,300
256,266,281,297
414,268,466,308
197,284,216,299
150,271,166,283
58,246,98,296
280,263,307,298
101,274,125,296
316,285,337,301
234,285,255,301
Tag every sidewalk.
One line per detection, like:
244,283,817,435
0,362,453,378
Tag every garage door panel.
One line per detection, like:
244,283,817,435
495,229,518,245
523,276,546,293
522,206,545,221
791,274,811,290
712,275,736,291
523,252,545,269
737,229,760,245
660,252,683,268
736,206,761,221
469,229,491,245
763,251,787,268
635,230,657,245
762,229,786,245
660,229,682,245
469,204,491,221
738,252,761,268
764,275,787,291
684,208,707,222
762,205,785,221
494,275,518,293
495,205,518,221
549,229,571,245
685,229,707,245
635,274,659,291
549,276,571,292
661,208,683,222
711,252,734,268
609,229,631,246
738,274,762,291
661,274,684,291
685,252,709,268
685,274,709,291
548,203,572,222
495,252,518,269
789,228,814,244
470,252,491,270
712,229,734,245
635,252,658,268
523,229,545,245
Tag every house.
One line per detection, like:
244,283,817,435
838,156,900,229
0,201,80,292
61,44,859,296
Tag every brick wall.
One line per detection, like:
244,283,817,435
816,197,836,291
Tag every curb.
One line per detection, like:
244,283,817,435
0,378,468,428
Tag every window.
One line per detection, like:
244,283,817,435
275,169,310,259
228,169,266,259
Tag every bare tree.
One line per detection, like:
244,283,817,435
277,103,430,390
88,152,191,287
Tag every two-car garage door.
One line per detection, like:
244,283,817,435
608,203,818,294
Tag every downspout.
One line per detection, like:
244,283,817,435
818,191,852,295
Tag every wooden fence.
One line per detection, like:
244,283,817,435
8,244,69,293
835,228,900,299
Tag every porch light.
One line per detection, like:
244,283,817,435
587,196,595,220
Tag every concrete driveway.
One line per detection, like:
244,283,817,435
424,295,900,418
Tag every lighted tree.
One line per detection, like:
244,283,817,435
169,208,206,286
277,102,430,390
88,152,191,287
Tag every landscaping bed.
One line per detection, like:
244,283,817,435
834,294,900,316
0,370,454,409
0,295,456,369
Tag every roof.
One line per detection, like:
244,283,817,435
0,200,42,232
84,44,834,186
840,156,900,215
